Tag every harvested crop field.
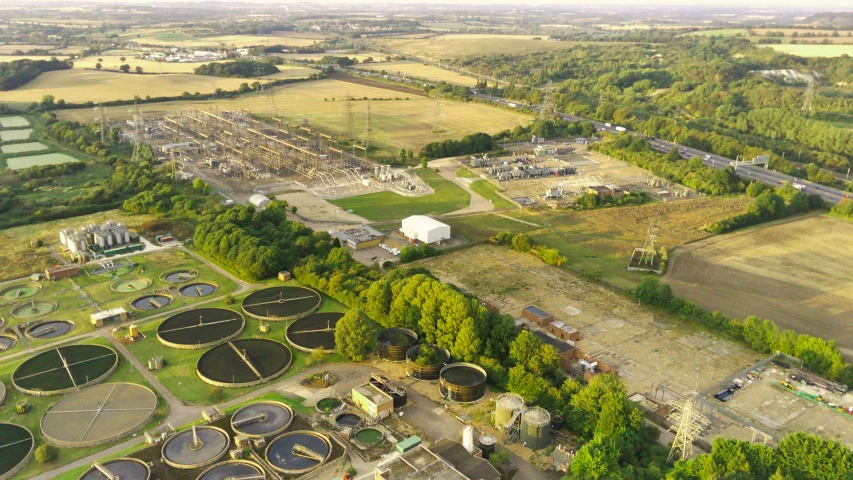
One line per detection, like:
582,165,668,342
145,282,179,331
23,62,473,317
665,215,853,356
371,34,585,59
770,44,853,57
353,60,478,86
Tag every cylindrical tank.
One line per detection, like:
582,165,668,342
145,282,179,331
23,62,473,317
551,412,564,431
520,407,551,450
376,328,418,362
405,344,449,380
478,434,496,458
439,363,488,403
494,393,524,430
128,324,139,338
463,425,474,454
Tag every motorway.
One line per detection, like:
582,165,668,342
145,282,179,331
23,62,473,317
471,92,849,204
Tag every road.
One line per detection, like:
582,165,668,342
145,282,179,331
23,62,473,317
471,92,849,204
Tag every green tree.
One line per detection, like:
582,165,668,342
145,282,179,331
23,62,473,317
399,149,407,162
95,62,102,70
119,64,131,73
334,309,373,361
310,345,326,365
135,66,143,74
570,438,619,479
420,157,428,168
511,233,532,253
35,444,59,464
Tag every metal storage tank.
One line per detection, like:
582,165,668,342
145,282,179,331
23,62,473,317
439,363,487,402
376,328,418,362
405,344,449,380
551,412,564,431
520,407,551,450
494,393,525,430
478,434,496,459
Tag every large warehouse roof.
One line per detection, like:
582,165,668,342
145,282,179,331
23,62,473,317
402,215,449,230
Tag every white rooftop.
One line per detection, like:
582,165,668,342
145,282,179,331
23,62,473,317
91,307,127,320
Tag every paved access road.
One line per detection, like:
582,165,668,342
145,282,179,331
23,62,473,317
472,93,849,204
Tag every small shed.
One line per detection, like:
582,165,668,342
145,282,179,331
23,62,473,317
249,194,272,209
278,271,291,281
522,306,554,327
396,435,422,454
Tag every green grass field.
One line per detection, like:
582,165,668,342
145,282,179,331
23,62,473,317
769,44,853,58
330,168,470,221
124,282,346,405
469,180,515,210
353,60,478,86
0,337,168,480
455,167,478,178
441,213,536,242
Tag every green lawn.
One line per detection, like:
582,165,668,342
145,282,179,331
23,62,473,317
455,167,478,179
469,180,516,210
123,282,346,405
442,213,535,243
0,336,168,480
330,168,470,221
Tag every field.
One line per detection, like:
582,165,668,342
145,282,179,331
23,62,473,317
123,282,345,405
370,34,583,59
1,141,47,154
0,54,72,62
353,60,478,86
330,168,469,221
0,128,31,141
418,244,762,444
665,214,853,357
275,52,385,63
71,55,317,78
55,78,530,156
127,32,321,48
0,337,168,480
468,179,516,209
769,44,853,57
0,116,28,128
687,28,751,37
0,70,249,106
0,44,68,54
448,196,750,290
5,152,78,169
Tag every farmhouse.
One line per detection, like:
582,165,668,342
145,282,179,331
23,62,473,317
401,215,451,246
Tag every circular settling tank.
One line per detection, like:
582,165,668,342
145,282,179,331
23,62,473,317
0,334,17,352
1,284,40,300
196,460,264,480
131,294,172,311
334,412,362,429
439,363,488,403
179,283,218,297
197,339,292,388
25,320,74,339
162,270,198,283
241,286,321,321
12,344,118,396
520,407,551,450
78,458,150,480
354,427,385,446
405,344,450,380
0,423,34,479
231,401,293,438
495,393,525,429
369,375,408,408
162,426,229,469
0,381,5,405
110,277,152,293
316,397,342,413
285,312,343,353
376,328,418,362
41,383,157,447
266,431,332,474
10,301,56,319
157,308,245,349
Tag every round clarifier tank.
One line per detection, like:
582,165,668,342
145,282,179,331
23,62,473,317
179,283,218,298
439,363,488,402
316,397,343,414
495,393,525,430
161,426,229,469
334,412,362,429
78,458,150,480
163,270,198,283
230,401,293,438
131,294,172,311
0,334,17,352
196,460,264,480
353,427,385,447
10,301,56,319
376,328,418,362
265,431,332,474
25,320,74,339
520,407,551,450
405,344,450,380
1,284,40,300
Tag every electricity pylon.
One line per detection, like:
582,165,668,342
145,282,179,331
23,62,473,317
363,100,374,154
667,399,710,462
130,101,143,161
432,95,445,133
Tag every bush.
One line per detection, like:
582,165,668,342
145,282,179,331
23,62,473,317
34,444,59,464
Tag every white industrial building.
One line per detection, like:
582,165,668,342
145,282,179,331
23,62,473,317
400,215,451,246
248,194,272,209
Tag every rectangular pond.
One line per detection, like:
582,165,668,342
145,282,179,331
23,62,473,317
0,129,32,142
1,142,48,154
6,153,79,170
0,116,29,128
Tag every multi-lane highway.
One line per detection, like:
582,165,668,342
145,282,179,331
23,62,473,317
471,92,849,204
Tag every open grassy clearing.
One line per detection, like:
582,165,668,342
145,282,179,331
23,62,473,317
665,214,853,356
0,336,168,480
330,168,469,221
71,55,317,78
468,180,515,210
55,78,530,156
353,60,478,86
124,283,346,405
441,213,536,241
370,34,586,59
769,44,853,57
0,44,65,54
450,196,750,290
128,32,321,48
0,70,249,106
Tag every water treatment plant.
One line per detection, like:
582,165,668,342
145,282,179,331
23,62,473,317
131,293,173,311
0,423,34,480
376,327,418,362
405,344,450,380
285,312,343,353
265,430,332,474
25,320,74,340
241,286,321,321
0,284,40,300
196,339,292,387
439,363,488,402
179,282,218,297
11,344,118,396
161,425,230,469
78,458,150,480
157,308,245,349
195,460,263,480
230,401,293,438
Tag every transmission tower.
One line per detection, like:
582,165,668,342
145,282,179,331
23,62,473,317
264,85,278,118
363,100,374,155
639,222,658,266
432,95,445,133
342,94,354,140
94,103,107,143
666,399,710,462
130,101,143,161
802,78,815,117
539,80,554,120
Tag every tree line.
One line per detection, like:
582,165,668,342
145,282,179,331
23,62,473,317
419,132,495,159
0,58,71,90
706,182,825,234
193,60,279,78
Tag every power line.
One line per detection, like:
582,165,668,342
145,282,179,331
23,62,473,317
363,100,374,157
130,101,143,161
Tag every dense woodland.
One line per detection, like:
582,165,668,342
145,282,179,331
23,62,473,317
193,60,279,78
0,58,71,90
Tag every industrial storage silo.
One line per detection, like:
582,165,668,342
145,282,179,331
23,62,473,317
494,393,524,431
520,407,551,450
478,434,496,458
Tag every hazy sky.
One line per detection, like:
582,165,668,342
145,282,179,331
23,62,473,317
24,0,853,7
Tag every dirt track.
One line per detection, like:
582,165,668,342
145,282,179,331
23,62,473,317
665,215,853,356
